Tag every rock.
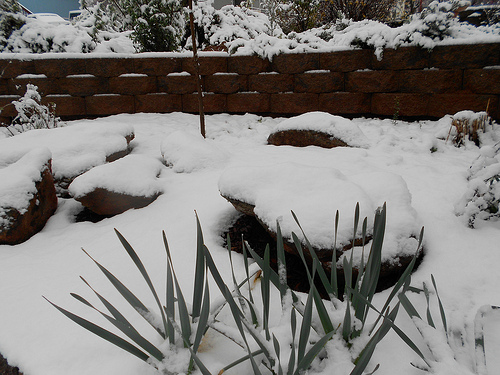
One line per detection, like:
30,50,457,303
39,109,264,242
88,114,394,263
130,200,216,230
0,122,135,197
268,129,349,148
0,148,58,245
69,154,164,216
267,112,369,148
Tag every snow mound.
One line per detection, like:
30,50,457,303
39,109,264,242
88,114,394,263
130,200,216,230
219,161,420,261
68,154,164,198
274,112,370,148
0,148,52,223
0,122,134,180
160,131,229,173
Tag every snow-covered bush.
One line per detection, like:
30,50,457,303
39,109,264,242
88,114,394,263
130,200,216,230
0,7,25,51
418,0,471,40
273,0,323,34
122,0,185,52
456,142,500,227
4,84,60,136
320,0,399,23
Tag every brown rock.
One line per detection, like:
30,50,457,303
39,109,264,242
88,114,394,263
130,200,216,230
73,187,160,216
0,156,58,245
267,129,349,148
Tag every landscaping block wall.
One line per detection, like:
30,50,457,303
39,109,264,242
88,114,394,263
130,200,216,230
0,43,499,123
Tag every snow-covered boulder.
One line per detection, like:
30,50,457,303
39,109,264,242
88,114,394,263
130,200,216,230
160,131,229,173
0,148,58,245
219,162,422,283
0,122,135,196
268,112,370,149
69,155,165,216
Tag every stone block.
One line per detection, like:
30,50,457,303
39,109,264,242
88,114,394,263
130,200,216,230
294,71,343,93
430,43,500,69
182,93,227,113
0,96,18,117
372,46,430,70
158,74,197,94
8,76,55,96
182,56,228,75
133,57,182,76
399,69,462,93
42,95,86,117
428,93,498,119
320,49,372,72
270,93,319,114
85,94,135,116
318,92,371,114
204,74,248,93
346,70,398,93
271,53,320,74
227,55,272,74
108,76,157,95
135,93,182,113
371,93,430,117
227,93,271,113
58,76,109,96
248,73,294,93
464,69,500,94
34,58,86,78
0,59,36,78
85,58,135,77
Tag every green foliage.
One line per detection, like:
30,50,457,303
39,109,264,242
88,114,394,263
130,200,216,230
46,205,425,374
122,0,185,52
0,7,25,51
397,275,499,374
0,0,20,13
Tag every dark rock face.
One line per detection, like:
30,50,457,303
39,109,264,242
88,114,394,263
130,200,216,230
0,352,23,375
0,160,58,246
267,129,349,148
73,187,160,216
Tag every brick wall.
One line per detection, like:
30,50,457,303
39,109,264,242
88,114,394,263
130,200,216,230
0,43,499,124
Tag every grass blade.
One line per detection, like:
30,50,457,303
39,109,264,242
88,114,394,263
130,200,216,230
294,330,335,375
192,213,206,320
82,248,165,339
423,282,435,328
114,229,168,338
44,296,150,363
217,349,265,374
431,274,447,333
331,210,339,298
193,273,211,353
276,222,288,303
262,244,271,341
164,232,175,344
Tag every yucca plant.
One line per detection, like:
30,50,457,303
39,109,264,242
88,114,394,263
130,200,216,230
44,214,246,375
397,275,499,374
215,203,424,375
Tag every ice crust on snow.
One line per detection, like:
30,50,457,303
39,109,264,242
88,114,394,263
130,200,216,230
0,148,52,225
274,112,370,148
68,154,164,198
0,122,134,180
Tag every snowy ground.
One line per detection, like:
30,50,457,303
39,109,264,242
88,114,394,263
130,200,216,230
0,112,500,375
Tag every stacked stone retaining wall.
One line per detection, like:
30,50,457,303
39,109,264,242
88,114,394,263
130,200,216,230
0,43,499,123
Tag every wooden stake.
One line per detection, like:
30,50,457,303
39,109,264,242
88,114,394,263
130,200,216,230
188,0,206,138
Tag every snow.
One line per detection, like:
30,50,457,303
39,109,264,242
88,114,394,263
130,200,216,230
0,121,134,180
0,147,51,225
1,111,500,375
68,154,164,198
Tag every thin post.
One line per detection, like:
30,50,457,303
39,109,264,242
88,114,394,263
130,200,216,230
188,0,206,138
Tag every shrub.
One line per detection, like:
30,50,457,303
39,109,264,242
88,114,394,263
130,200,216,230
121,0,186,52
2,84,61,136
320,0,399,23
417,0,471,40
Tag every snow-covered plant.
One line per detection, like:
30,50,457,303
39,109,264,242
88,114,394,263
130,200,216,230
0,5,26,51
418,0,471,40
455,141,500,228
0,0,20,13
5,84,60,136
122,0,186,52
446,110,492,147
320,0,399,23
398,275,498,374
275,0,323,33
217,203,424,374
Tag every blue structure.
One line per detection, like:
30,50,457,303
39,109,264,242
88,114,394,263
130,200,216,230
18,0,80,19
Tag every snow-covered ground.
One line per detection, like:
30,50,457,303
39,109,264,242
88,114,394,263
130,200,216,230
0,112,500,375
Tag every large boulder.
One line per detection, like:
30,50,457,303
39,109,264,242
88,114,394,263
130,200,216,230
69,154,164,216
0,122,135,196
0,148,58,245
268,112,369,148
219,162,423,291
